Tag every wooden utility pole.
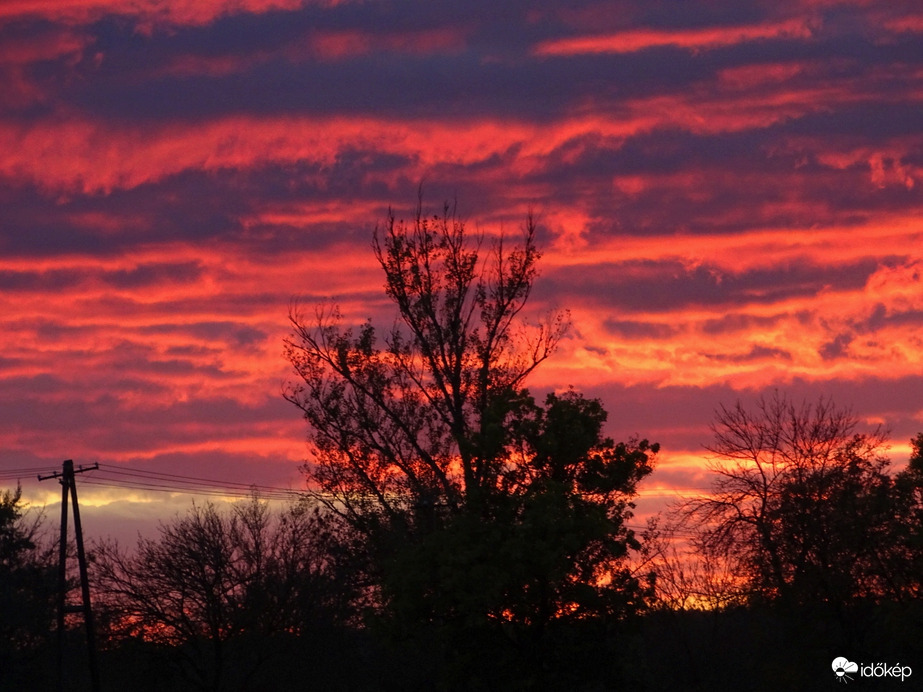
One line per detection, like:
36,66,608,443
39,460,101,692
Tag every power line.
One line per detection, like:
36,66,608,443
98,464,302,493
71,463,307,501
0,460,307,501
0,465,60,481
78,476,299,501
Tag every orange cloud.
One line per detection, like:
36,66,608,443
884,14,923,34
534,19,815,57
0,28,90,65
0,116,507,194
0,91,833,195
717,62,807,88
308,30,372,60
545,215,922,273
0,0,318,27
303,26,467,60
527,215,923,393
0,26,92,106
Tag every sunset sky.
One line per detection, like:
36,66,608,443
2,0,921,540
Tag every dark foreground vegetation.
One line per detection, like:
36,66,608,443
4,430,923,691
4,203,922,690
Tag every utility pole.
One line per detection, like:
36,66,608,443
39,460,101,692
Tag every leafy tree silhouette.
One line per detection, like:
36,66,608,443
878,432,923,601
0,485,56,690
284,200,658,686
684,392,907,608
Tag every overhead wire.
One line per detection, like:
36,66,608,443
77,477,299,502
73,463,307,501
0,465,60,481
0,461,307,502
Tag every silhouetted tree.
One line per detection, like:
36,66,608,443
94,497,351,692
0,485,56,689
285,202,567,522
685,392,898,608
875,432,923,600
284,200,658,686
379,390,658,686
911,432,923,469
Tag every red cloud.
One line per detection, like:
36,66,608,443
0,0,314,27
534,19,814,56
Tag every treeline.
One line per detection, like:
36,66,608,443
3,415,922,690
3,203,922,690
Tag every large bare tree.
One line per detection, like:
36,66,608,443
284,202,568,527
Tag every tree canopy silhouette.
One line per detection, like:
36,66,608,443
0,486,55,689
684,392,915,607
